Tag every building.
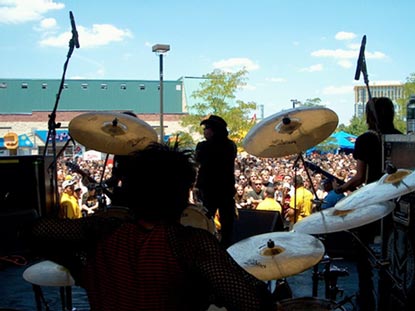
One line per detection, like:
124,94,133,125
354,81,404,118
0,77,202,155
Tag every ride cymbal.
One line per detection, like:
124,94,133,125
334,169,415,211
243,107,338,158
227,231,324,281
69,112,158,155
293,201,395,235
23,260,75,287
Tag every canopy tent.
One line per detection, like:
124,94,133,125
307,131,357,154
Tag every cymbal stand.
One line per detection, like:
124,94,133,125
292,152,321,223
43,12,79,215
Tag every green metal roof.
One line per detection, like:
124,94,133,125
0,79,183,114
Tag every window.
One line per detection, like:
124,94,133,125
101,83,108,90
63,84,68,89
0,82,7,89
42,83,47,89
81,83,88,90
120,84,127,90
139,84,145,90
21,83,28,89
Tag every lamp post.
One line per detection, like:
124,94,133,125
152,44,170,142
291,99,299,108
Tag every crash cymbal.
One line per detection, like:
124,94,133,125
227,231,324,281
335,169,415,211
293,201,395,235
23,260,75,287
69,112,158,155
243,106,338,158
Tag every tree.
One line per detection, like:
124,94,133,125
302,98,324,107
342,115,367,136
180,69,257,147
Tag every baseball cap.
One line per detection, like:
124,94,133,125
62,179,76,189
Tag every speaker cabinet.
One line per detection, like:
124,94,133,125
0,156,52,256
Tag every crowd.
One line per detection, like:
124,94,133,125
55,150,357,225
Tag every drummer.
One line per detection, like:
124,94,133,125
30,142,276,310
334,97,402,310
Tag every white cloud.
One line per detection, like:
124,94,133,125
213,57,259,72
39,24,133,48
322,85,353,95
312,48,386,60
338,60,353,68
39,17,56,29
0,0,64,24
335,31,357,40
266,77,287,83
300,64,323,72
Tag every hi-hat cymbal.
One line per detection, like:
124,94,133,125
293,201,395,235
243,107,338,158
335,169,415,211
23,260,75,287
227,231,324,281
69,112,158,155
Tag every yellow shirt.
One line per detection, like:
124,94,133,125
60,192,82,219
256,197,282,213
289,186,313,222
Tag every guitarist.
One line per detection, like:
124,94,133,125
334,97,402,311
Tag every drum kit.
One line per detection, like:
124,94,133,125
227,106,415,310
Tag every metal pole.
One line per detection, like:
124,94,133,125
159,53,164,142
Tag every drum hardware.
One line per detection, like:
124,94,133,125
311,255,349,301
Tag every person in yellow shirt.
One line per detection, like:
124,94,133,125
256,186,282,212
60,179,82,219
286,175,313,225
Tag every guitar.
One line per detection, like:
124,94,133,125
304,160,345,185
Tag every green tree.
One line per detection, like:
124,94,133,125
180,69,257,147
167,131,195,149
302,98,324,107
342,115,367,136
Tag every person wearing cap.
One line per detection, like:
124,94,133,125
195,115,237,248
60,179,82,219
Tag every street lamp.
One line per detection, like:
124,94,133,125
291,99,299,108
152,44,170,142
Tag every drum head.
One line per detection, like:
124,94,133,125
180,205,216,234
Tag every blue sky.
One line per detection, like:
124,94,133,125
1,0,414,125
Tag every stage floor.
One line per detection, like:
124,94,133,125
0,255,359,311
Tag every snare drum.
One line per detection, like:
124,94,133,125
180,204,216,235
277,297,346,311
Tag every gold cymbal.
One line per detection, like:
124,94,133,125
243,107,338,158
293,201,395,235
227,231,324,281
335,169,415,211
69,112,158,155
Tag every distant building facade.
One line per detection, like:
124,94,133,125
354,82,404,118
0,77,202,155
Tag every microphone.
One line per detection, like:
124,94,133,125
354,35,366,80
69,11,80,49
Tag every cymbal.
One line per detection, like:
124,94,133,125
293,201,395,235
243,107,338,158
227,231,324,281
23,260,75,287
69,112,158,155
335,169,415,211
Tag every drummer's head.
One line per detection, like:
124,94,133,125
366,97,395,133
123,142,196,221
200,115,229,139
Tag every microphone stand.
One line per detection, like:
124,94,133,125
44,13,79,216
